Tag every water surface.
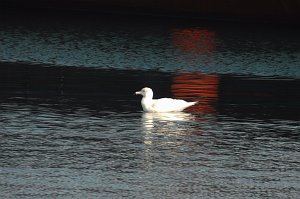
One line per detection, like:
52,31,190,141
1,12,300,76
0,12,300,198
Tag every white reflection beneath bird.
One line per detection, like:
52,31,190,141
135,87,197,112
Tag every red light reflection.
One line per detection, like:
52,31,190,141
172,73,219,114
172,28,216,54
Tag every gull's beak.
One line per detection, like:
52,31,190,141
135,91,141,95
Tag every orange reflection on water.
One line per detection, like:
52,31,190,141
172,73,219,114
172,28,216,54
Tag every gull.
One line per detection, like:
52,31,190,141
135,87,197,112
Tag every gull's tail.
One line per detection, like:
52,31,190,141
189,101,198,106
183,101,198,110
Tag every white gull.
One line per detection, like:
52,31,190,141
135,87,197,112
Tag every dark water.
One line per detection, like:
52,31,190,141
0,12,300,198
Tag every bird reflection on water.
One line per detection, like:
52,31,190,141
141,112,197,146
142,112,195,127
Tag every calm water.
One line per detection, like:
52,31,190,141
0,12,300,198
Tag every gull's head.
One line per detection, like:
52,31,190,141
135,87,153,98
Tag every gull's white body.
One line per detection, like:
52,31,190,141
135,87,197,113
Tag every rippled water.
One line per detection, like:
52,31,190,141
1,12,300,76
1,12,300,198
